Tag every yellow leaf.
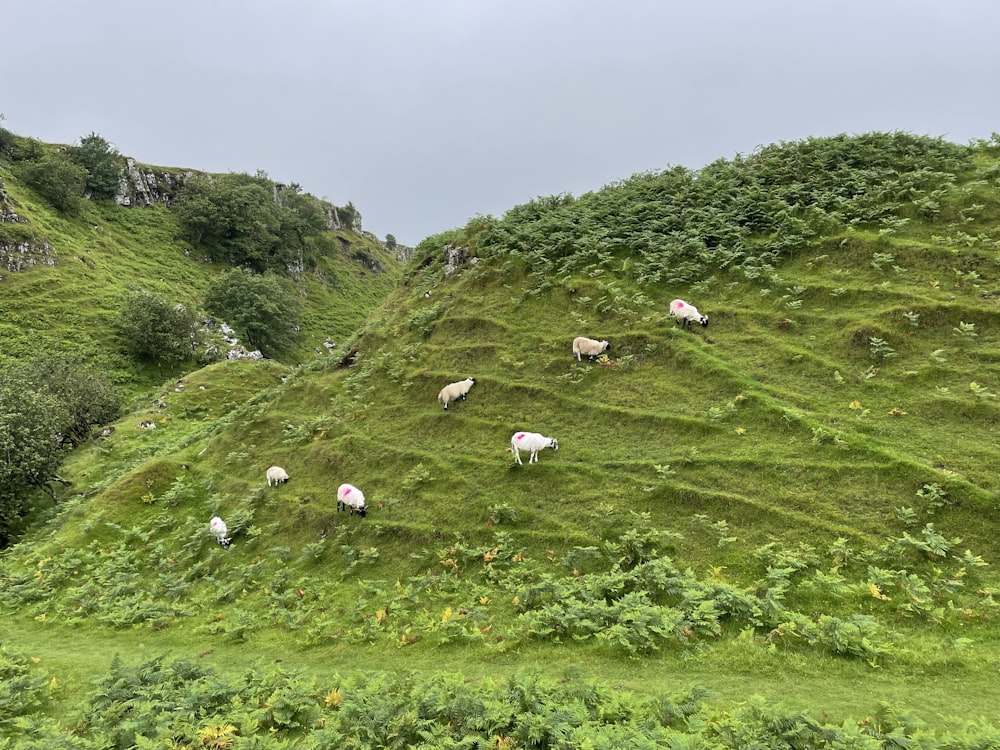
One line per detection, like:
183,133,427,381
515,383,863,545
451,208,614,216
325,688,342,707
734,427,746,435
869,583,890,601
849,400,862,409
442,606,452,623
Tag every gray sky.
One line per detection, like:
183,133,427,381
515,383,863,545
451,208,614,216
6,0,999,247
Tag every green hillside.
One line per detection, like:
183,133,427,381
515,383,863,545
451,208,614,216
0,144,402,390
3,132,1000,747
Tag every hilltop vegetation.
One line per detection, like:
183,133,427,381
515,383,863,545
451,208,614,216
4,131,1000,746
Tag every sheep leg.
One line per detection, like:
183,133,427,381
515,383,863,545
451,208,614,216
513,448,522,465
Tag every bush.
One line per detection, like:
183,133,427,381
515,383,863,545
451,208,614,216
0,353,120,545
115,289,202,365
14,153,86,213
204,269,302,358
66,131,124,200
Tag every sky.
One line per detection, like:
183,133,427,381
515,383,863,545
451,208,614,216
5,0,1000,247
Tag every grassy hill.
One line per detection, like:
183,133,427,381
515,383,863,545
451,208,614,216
3,132,1000,747
0,153,402,394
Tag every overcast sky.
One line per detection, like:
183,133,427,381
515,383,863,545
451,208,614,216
6,0,999,247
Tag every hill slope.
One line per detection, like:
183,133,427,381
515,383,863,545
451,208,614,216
0,151,402,390
3,132,1000,747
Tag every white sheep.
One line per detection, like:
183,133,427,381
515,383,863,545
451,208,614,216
209,516,232,549
669,299,708,329
337,483,367,517
572,336,611,363
266,465,289,487
510,431,559,465
437,377,476,410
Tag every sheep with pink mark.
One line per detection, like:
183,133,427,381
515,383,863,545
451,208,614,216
209,516,232,549
337,483,367,517
669,299,708,329
510,431,559,465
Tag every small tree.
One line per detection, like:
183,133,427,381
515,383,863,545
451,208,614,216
9,353,121,444
204,269,302,358
66,132,124,200
0,353,119,545
115,290,201,365
14,153,87,213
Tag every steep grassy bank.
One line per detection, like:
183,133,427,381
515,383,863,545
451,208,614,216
3,132,1000,746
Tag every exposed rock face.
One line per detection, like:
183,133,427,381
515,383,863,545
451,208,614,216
0,238,56,273
444,243,478,276
0,179,24,223
115,158,191,207
322,203,364,233
0,178,55,275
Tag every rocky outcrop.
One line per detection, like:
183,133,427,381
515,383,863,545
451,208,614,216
0,238,56,274
115,158,192,207
443,243,479,276
322,202,364,234
0,178,25,224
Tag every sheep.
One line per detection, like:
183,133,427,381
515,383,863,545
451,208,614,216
438,377,476,410
337,483,367,517
209,516,232,549
266,465,289,487
572,336,611,363
669,299,708,329
510,431,559,465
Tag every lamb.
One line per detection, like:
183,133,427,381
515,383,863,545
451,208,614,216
337,483,367,517
669,299,708,329
437,377,476,410
266,465,289,487
209,516,232,549
572,336,611,363
510,431,559,465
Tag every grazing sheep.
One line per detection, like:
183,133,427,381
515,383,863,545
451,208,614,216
209,516,232,549
438,377,476,410
337,483,367,518
266,465,289,487
510,431,559,465
572,336,611,363
669,299,708,329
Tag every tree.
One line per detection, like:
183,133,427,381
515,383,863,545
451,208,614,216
115,290,201,365
176,172,293,272
204,269,302,358
66,132,124,200
14,153,87,213
385,234,398,252
0,353,120,545
9,353,121,444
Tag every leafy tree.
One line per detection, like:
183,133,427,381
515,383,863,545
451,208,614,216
0,353,119,545
66,131,124,200
385,233,397,252
9,353,121,444
115,289,201,365
14,153,87,213
204,269,302,357
176,172,293,272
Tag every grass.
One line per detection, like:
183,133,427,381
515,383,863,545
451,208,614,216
3,133,1000,745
